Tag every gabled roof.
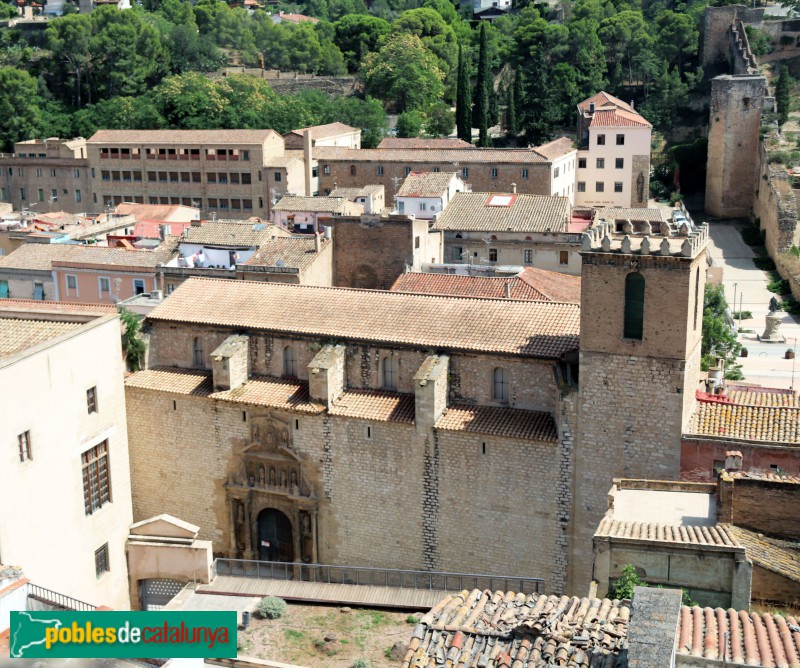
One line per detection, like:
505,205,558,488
272,196,350,213
87,129,281,145
595,517,739,548
403,589,631,668
146,278,580,359
397,172,459,198
0,242,175,272
377,137,473,149
726,524,800,583
314,146,549,165
688,394,800,444
0,318,82,358
284,122,358,140
578,91,636,114
181,222,288,247
114,202,197,223
242,236,329,270
533,137,575,160
431,192,570,233
390,267,581,303
589,108,652,129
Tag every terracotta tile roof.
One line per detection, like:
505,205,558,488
377,137,473,149
272,196,350,213
242,237,329,270
87,130,280,145
314,147,549,165
589,108,652,129
403,589,631,668
263,156,301,168
285,122,357,139
595,518,740,547
397,172,458,198
675,605,800,665
0,318,82,357
390,266,583,303
181,221,286,247
147,279,580,359
725,388,800,407
0,299,115,316
328,185,384,200
125,367,323,413
578,91,636,113
431,192,570,233
435,404,558,441
114,202,197,222
727,470,800,484
0,243,174,272
595,207,664,223
689,401,800,444
329,389,415,423
533,137,575,160
727,525,800,583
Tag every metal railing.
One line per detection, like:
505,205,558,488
27,583,97,611
212,559,544,595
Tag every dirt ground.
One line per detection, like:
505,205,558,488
237,602,421,667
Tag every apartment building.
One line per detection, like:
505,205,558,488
85,129,308,219
283,122,360,150
0,138,91,214
575,92,652,209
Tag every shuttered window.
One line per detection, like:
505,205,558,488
624,272,645,340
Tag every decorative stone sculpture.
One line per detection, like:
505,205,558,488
659,237,671,255
601,235,612,252
660,220,671,236
622,220,634,235
621,236,631,253
640,237,651,254
759,310,786,343
642,221,652,236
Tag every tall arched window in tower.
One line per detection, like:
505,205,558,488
193,337,204,368
624,272,645,340
694,267,700,331
492,367,509,402
382,356,398,391
283,345,296,378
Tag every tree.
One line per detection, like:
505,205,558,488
701,283,742,379
474,22,490,147
390,8,458,80
598,10,653,89
0,1,17,19
119,307,146,372
506,77,517,139
397,110,425,137
456,44,471,143
0,67,40,151
776,66,792,127
361,33,445,113
154,71,227,128
333,14,390,72
425,102,455,137
45,14,93,107
610,564,645,600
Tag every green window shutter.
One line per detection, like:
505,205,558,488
0,281,8,298
624,272,644,340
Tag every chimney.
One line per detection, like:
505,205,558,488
314,232,321,253
725,450,743,472
303,129,313,197
504,282,511,299
511,183,517,194
630,99,635,109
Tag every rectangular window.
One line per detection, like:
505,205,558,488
98,277,110,297
230,173,239,184
377,165,384,176
75,190,82,203
578,157,586,169
133,279,145,295
462,167,469,178
242,173,251,185
323,165,330,175
489,248,497,262
51,189,57,200
419,203,426,212
491,168,498,178
405,166,411,176
522,168,529,179
596,182,605,193
36,168,43,177
148,172,157,182
207,173,217,183
50,169,57,178
95,544,109,577
524,249,533,264
87,386,98,414
38,188,44,202
596,158,605,169
66,274,78,296
432,166,440,173
615,157,624,169
616,134,625,145
274,172,282,182
415,235,420,248
559,250,569,265
614,182,623,193
597,134,606,145
553,167,559,178
577,182,586,193
19,188,25,202
33,283,43,300
18,430,31,462
82,441,111,515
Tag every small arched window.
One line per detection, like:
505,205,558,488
382,356,398,391
492,367,509,402
283,346,296,378
193,337,204,368
624,272,645,340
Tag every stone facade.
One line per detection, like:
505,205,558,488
754,143,799,258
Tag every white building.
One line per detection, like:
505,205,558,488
0,300,133,609
574,92,652,209
536,138,577,205
395,172,467,221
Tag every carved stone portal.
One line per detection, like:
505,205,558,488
225,412,318,563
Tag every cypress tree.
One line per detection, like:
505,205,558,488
473,22,490,147
506,78,517,139
456,45,472,144
776,67,791,127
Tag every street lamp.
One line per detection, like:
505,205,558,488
732,282,738,323
793,337,797,391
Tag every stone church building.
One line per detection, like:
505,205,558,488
125,221,709,595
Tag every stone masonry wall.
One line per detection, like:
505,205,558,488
751,565,800,605
754,143,798,258
724,478,800,539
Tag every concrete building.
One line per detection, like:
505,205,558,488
0,300,133,609
0,137,91,214
394,172,466,220
237,234,333,286
430,192,581,274
283,123,360,150
270,195,363,233
328,185,385,214
314,142,576,201
575,92,652,209
112,202,200,240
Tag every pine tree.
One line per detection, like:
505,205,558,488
473,22,490,147
776,67,792,127
456,44,472,144
506,77,517,140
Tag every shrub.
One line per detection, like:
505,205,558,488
352,660,370,668
610,564,645,600
739,225,764,246
257,596,287,619
767,274,790,294
754,256,776,271
746,26,774,55
669,191,684,205
732,310,753,320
